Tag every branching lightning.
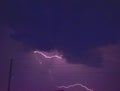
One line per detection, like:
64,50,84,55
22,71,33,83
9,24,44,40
33,50,62,84
58,83,93,91
33,50,94,91
34,51,62,59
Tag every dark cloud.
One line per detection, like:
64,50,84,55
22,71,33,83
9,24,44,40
11,29,119,67
1,1,120,67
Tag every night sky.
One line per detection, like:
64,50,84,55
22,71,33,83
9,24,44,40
0,0,120,91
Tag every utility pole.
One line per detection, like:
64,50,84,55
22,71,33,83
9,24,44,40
7,59,13,91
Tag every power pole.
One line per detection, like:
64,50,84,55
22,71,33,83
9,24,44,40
7,59,13,91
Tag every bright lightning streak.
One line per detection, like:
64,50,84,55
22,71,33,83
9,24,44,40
34,51,62,59
33,50,93,91
58,83,93,91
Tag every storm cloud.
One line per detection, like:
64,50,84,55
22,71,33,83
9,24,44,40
1,0,120,67
11,29,119,67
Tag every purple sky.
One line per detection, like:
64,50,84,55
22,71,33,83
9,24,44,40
0,27,120,91
0,1,120,91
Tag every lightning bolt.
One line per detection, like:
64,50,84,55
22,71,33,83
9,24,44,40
33,50,94,91
48,69,54,82
58,83,93,91
33,50,61,84
34,51,62,59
